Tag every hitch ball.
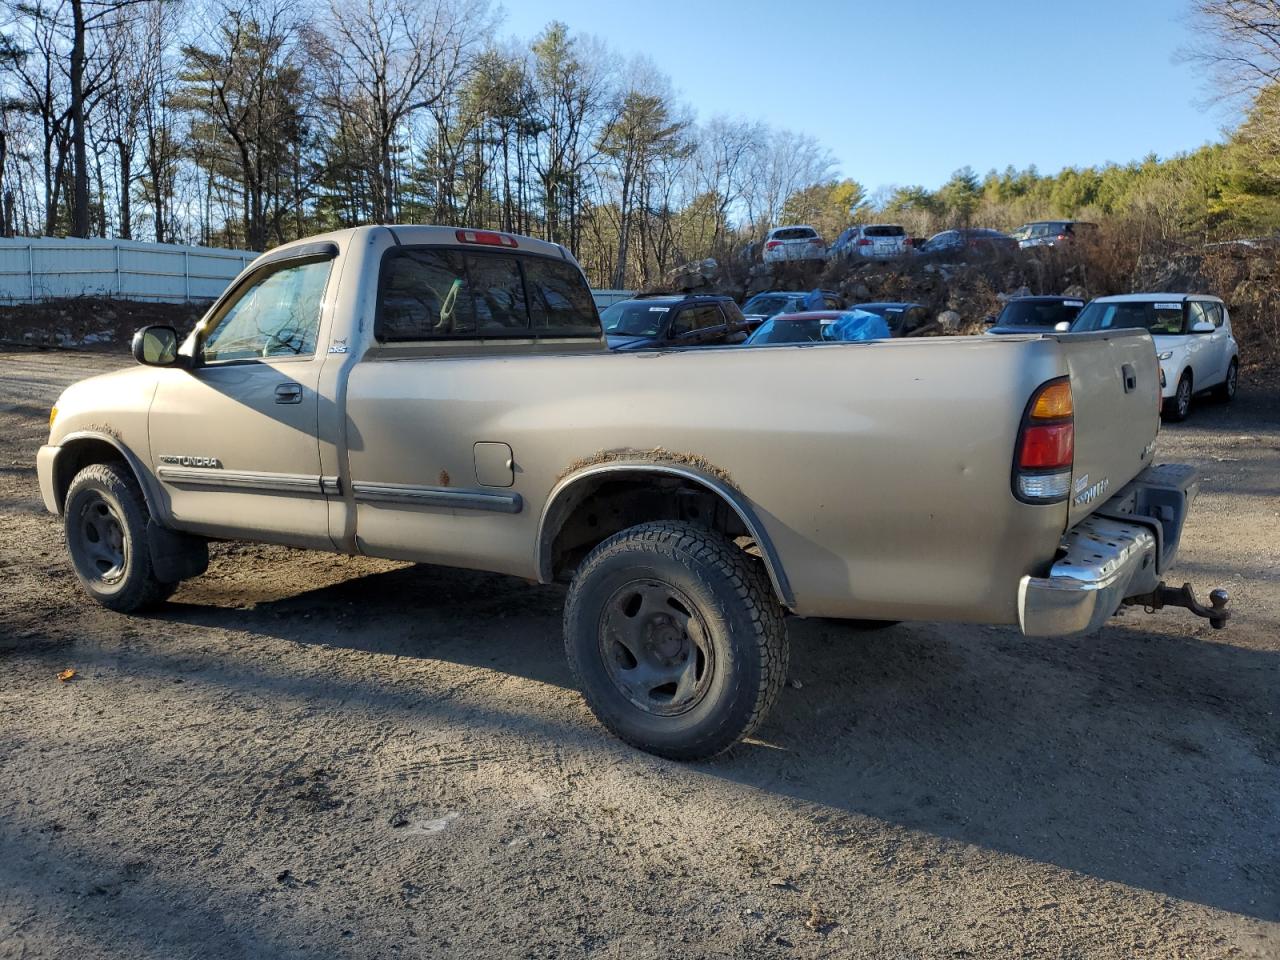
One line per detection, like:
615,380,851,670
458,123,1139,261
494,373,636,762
1209,588,1230,630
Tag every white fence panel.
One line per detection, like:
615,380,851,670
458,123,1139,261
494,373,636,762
0,236,632,312
0,236,257,304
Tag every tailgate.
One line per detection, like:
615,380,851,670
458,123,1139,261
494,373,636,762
1055,330,1161,526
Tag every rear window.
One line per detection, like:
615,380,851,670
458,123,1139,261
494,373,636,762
742,294,795,317
1073,301,1186,335
863,225,905,237
376,248,599,341
772,227,817,241
996,300,1085,328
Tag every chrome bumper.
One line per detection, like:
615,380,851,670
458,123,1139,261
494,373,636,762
1018,464,1197,637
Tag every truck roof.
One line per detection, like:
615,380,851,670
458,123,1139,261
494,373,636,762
248,225,580,269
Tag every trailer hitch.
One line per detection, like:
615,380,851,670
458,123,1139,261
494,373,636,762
1123,582,1231,629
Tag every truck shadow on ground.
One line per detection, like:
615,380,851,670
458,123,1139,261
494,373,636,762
151,559,1280,922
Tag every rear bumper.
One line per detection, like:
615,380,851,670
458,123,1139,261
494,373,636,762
1018,464,1197,636
36,444,60,514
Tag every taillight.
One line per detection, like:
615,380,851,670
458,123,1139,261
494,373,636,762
455,229,518,247
856,238,873,246
1013,378,1074,503
765,241,781,250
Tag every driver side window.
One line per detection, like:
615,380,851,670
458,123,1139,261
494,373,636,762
201,258,331,363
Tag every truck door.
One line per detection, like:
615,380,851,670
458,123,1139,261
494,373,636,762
146,250,338,549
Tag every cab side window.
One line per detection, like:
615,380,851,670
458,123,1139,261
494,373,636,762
670,305,722,337
201,258,331,362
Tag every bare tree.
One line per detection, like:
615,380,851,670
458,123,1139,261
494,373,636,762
1187,0,1280,98
313,0,490,224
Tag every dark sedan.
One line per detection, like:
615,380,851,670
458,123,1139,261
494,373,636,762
984,295,1087,335
917,229,1018,257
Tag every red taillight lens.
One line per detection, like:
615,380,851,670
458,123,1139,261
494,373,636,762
765,241,781,250
455,229,518,247
856,238,872,246
1013,377,1074,503
1019,422,1074,469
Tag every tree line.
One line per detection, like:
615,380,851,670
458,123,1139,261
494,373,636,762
1,0,1278,289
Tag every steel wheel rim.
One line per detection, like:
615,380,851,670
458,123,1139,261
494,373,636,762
597,579,715,717
1178,379,1191,416
73,493,128,584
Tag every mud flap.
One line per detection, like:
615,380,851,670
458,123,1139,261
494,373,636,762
147,520,209,583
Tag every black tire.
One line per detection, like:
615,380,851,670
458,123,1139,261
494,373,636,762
1163,371,1193,422
64,462,176,612
563,521,789,761
1212,358,1239,402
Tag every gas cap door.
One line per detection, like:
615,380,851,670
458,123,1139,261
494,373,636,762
474,441,515,487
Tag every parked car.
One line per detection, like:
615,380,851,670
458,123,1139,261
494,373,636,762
744,309,892,345
917,228,1018,257
1070,293,1239,421
36,225,1229,760
849,301,931,336
600,294,748,350
829,224,908,260
741,290,845,327
984,295,1087,335
1010,220,1098,249
762,225,827,262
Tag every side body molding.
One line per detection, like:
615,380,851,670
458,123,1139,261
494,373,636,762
535,462,796,610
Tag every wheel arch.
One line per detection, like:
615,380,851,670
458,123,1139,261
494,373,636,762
53,432,165,521
536,463,796,610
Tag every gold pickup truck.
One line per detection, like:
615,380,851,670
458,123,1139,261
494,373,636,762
36,226,1228,759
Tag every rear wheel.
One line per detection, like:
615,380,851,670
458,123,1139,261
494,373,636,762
1163,372,1193,422
64,462,176,612
563,521,789,760
1213,358,1239,402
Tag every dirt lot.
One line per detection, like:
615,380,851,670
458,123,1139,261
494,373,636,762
1,349,1277,959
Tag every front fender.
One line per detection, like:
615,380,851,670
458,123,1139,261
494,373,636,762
41,431,168,523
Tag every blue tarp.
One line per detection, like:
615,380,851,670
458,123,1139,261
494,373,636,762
824,309,892,342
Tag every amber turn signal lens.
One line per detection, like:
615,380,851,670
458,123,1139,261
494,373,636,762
49,406,57,429
1030,381,1073,420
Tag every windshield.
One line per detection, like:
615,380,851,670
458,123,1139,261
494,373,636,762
742,294,796,317
996,300,1085,328
1072,300,1185,335
746,317,828,344
601,300,672,337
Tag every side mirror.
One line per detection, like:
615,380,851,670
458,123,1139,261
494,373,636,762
1191,320,1215,334
1053,321,1072,332
983,315,997,325
131,325,181,367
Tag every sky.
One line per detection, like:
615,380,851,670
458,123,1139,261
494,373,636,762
501,0,1232,195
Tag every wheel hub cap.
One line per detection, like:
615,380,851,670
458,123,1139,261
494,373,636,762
599,580,714,717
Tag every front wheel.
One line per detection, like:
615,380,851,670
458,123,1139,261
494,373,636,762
1163,372,1193,422
563,521,789,760
64,462,176,612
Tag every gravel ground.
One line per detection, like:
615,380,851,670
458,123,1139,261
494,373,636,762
1,349,1277,960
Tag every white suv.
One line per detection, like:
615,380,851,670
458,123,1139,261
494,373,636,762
1070,293,1239,421
762,225,826,263
829,224,908,260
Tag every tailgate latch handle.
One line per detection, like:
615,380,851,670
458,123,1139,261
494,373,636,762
1121,363,1137,393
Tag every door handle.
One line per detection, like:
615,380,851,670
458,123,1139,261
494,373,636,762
274,382,303,404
